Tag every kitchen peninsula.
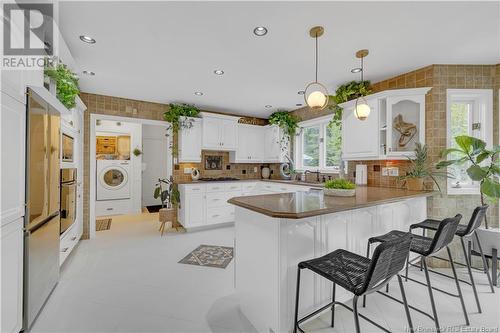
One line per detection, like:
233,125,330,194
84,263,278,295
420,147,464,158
229,186,435,333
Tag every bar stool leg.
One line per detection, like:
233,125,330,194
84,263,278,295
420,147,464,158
405,252,410,281
447,246,470,326
398,275,414,333
460,237,481,313
420,228,425,271
331,283,336,327
353,295,361,333
474,232,495,293
363,242,371,308
423,258,441,332
294,268,301,333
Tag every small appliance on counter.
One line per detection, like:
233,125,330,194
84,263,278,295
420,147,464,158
355,164,368,185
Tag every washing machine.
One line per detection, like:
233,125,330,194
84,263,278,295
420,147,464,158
96,160,131,201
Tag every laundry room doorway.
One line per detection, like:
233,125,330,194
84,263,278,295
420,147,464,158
89,114,171,239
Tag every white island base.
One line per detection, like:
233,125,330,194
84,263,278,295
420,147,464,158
234,197,427,333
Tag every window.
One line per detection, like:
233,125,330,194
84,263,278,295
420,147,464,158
446,89,493,195
295,116,342,172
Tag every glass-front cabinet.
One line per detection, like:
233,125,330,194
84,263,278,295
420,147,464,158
340,87,430,160
386,94,426,158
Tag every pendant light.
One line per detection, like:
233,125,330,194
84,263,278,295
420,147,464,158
304,26,328,110
354,49,371,121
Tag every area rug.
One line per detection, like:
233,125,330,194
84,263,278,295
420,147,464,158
96,218,112,231
178,245,234,269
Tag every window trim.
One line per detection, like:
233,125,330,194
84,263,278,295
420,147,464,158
294,115,342,173
446,89,493,195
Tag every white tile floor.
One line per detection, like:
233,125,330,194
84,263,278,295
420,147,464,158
31,213,499,333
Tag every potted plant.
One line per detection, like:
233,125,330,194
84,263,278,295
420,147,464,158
44,61,80,109
268,110,300,154
329,80,371,126
323,178,356,197
153,176,180,209
163,103,200,157
398,142,451,191
436,135,500,229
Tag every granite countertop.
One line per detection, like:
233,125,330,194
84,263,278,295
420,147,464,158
228,186,436,219
176,179,324,186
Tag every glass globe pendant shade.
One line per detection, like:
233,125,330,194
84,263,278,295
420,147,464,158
304,82,329,110
354,96,371,121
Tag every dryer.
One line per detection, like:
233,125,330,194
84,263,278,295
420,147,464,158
96,160,131,201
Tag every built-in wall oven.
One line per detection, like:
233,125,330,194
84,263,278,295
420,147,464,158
60,168,77,235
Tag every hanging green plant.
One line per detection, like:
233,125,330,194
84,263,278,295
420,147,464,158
44,62,80,109
268,111,300,153
328,80,371,126
163,103,200,156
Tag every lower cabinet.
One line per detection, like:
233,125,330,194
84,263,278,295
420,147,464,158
1,218,24,333
178,181,309,229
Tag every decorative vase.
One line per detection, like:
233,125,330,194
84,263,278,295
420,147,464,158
406,178,424,191
191,168,200,181
261,167,270,179
323,188,356,197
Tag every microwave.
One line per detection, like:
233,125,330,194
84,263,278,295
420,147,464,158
62,133,74,162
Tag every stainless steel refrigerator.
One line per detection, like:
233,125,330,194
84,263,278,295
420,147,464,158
24,88,61,330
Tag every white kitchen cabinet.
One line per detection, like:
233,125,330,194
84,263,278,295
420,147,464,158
178,117,202,163
1,92,26,227
1,218,24,333
342,99,379,160
340,87,431,160
230,124,265,163
201,113,239,151
263,125,285,163
178,181,317,230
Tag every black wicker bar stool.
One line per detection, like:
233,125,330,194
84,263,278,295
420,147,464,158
294,232,414,333
364,215,468,333
410,205,494,314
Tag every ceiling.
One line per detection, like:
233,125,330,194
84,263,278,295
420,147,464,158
59,1,500,118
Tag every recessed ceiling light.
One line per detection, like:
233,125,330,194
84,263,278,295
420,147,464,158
214,69,224,75
265,105,272,108
79,35,96,44
351,67,362,73
82,70,95,76
297,90,305,95
253,26,268,36
194,91,204,96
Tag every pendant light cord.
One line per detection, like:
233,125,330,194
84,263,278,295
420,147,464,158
360,56,364,82
315,34,318,83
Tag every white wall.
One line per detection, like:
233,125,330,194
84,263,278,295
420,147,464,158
141,124,170,207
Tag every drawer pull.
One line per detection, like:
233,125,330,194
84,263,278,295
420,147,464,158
212,187,220,190
212,214,220,218
106,208,113,211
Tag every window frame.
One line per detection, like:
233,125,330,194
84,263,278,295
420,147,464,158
294,115,342,173
446,89,493,195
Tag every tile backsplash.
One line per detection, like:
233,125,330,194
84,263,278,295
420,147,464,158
173,151,282,182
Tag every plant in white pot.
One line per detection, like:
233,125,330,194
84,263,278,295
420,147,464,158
323,178,356,197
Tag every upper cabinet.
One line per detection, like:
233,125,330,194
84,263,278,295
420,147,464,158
201,113,238,151
341,87,431,160
179,117,202,163
229,124,264,163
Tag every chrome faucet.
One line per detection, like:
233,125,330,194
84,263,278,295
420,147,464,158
305,170,321,182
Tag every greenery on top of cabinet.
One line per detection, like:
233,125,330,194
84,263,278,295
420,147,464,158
268,111,300,137
44,63,80,109
163,104,200,156
329,80,371,126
